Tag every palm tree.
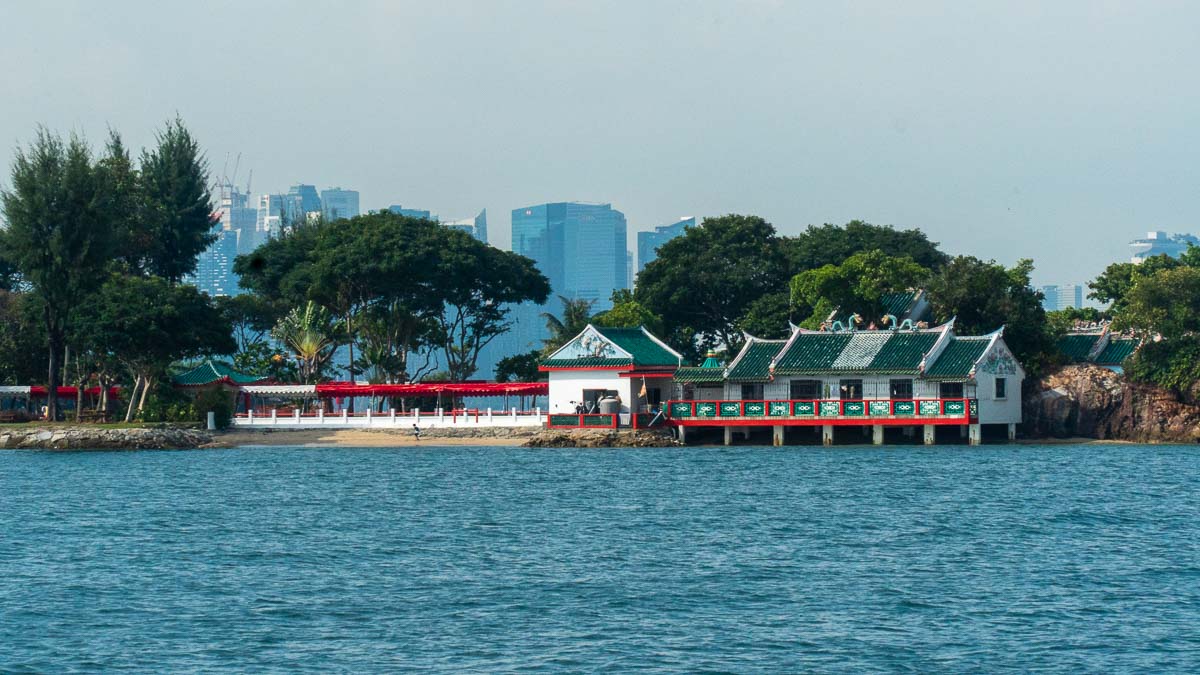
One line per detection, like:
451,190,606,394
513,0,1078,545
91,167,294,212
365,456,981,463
541,295,595,354
272,301,342,384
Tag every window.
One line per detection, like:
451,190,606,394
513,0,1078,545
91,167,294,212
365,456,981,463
995,377,1007,399
789,379,821,400
939,382,964,399
889,379,913,400
741,383,764,401
839,379,863,400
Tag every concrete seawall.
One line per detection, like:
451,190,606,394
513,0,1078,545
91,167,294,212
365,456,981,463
0,427,213,450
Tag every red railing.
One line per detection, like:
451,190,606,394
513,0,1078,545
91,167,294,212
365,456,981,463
666,398,976,425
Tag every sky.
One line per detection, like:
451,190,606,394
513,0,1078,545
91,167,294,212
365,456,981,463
1,0,1198,287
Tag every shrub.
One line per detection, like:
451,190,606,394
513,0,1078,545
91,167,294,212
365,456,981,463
192,388,234,429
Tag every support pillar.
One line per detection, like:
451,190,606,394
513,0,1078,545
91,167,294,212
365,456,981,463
1007,423,1017,441
923,424,936,446
773,425,784,447
724,426,733,446
822,424,834,447
872,425,884,446
969,423,982,446
677,425,687,445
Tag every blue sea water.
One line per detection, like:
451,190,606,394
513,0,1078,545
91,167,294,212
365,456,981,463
1,444,1199,672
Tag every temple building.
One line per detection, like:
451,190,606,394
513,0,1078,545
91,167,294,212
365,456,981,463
1056,323,1140,373
541,320,1025,445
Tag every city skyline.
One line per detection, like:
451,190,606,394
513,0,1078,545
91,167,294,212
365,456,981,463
4,2,1199,288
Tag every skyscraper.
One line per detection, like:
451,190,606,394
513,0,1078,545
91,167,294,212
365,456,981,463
388,204,435,220
442,209,488,243
511,202,628,311
321,188,360,221
286,184,322,221
1041,284,1084,312
637,216,695,275
193,227,242,297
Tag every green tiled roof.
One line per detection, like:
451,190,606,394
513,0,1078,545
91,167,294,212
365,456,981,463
727,339,786,382
541,357,633,369
773,333,853,374
772,331,937,375
674,366,726,384
173,360,264,386
1058,334,1099,362
1096,338,1138,365
924,338,990,379
882,291,918,318
592,327,680,367
867,332,939,372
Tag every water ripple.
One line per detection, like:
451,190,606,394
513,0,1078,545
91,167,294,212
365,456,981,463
1,444,1199,672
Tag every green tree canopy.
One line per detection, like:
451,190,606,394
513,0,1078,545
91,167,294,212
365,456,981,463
0,129,118,419
790,250,929,329
1087,252,1191,313
924,256,1057,376
1116,266,1200,341
74,274,235,420
138,118,217,281
591,289,664,335
783,220,949,271
495,350,543,383
635,214,790,357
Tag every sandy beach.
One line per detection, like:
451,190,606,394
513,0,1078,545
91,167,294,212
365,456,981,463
210,428,530,448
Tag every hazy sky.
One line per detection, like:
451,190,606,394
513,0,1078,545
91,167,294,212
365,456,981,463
2,1,1198,286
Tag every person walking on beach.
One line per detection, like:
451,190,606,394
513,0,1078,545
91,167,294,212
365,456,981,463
412,423,421,441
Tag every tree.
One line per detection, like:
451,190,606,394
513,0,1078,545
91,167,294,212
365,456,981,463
495,350,543,383
353,300,439,384
790,250,929,329
734,292,795,340
272,301,342,384
636,214,791,357
592,289,664,335
0,130,117,420
924,256,1057,376
139,117,216,281
783,220,949,272
74,275,235,421
1117,267,1200,341
0,291,48,385
1088,253,1186,313
541,295,596,353
432,230,550,380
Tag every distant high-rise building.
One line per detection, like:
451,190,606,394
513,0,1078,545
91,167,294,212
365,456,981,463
321,188,360,222
286,184,322,221
637,216,695,275
193,227,241,298
1130,231,1200,263
1041,284,1084,312
512,202,628,311
388,204,435,221
441,209,488,243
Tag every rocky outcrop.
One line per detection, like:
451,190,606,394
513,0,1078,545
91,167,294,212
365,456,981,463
1024,364,1200,443
0,426,213,450
523,429,679,448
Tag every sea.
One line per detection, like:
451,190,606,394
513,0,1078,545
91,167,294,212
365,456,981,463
1,444,1198,672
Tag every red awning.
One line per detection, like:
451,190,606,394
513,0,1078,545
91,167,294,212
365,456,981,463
313,382,548,398
30,386,122,398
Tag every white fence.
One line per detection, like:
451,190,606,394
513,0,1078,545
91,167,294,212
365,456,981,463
232,407,545,429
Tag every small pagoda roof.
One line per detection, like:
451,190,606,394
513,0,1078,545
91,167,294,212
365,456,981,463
539,325,682,371
173,361,266,387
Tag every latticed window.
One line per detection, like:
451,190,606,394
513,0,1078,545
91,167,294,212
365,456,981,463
889,379,913,400
939,382,965,399
995,378,1007,399
740,384,764,400
839,379,863,400
789,379,820,400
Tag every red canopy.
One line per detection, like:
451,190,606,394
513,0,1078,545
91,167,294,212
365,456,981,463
30,386,121,398
314,382,547,398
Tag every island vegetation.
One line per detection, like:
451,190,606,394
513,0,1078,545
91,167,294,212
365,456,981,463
0,122,1197,428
